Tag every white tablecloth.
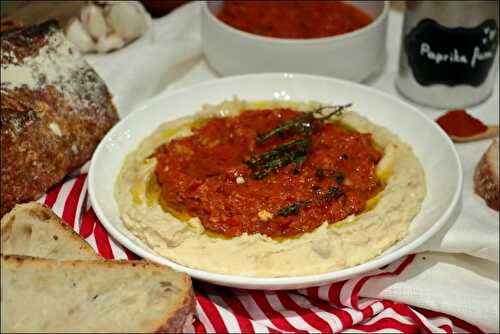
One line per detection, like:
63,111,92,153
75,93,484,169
85,3,499,331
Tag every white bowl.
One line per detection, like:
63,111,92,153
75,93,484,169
201,1,389,82
89,73,462,290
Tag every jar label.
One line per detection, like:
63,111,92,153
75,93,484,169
404,18,498,87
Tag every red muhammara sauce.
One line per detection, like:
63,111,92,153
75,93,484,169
155,109,381,238
216,1,373,39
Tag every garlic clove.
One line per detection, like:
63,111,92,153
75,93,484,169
80,4,108,40
65,17,96,53
96,33,125,54
105,2,148,43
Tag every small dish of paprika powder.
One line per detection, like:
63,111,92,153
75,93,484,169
436,109,499,143
201,1,389,82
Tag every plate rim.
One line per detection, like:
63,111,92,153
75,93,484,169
88,72,463,289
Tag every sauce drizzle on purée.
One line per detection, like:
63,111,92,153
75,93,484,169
155,108,381,238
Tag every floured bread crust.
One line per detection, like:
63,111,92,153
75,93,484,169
1,20,119,216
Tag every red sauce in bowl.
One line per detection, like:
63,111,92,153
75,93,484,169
216,0,373,39
155,108,381,238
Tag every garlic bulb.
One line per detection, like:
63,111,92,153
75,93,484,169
96,33,125,54
65,18,96,53
65,1,149,54
105,2,148,43
80,4,108,40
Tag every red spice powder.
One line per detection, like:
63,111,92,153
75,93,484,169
436,109,487,137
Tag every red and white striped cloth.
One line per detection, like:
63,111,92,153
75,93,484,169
38,171,483,334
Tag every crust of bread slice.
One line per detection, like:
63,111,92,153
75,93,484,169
1,254,195,333
1,202,101,260
474,139,499,211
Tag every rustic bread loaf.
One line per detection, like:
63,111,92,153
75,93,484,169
1,202,100,260
0,20,119,217
0,20,25,33
1,255,195,333
474,139,499,211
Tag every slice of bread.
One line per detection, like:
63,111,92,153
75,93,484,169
1,255,195,333
1,202,100,260
1,202,195,332
474,139,499,211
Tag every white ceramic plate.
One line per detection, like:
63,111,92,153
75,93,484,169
89,73,462,290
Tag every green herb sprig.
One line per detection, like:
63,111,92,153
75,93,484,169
256,104,351,146
245,103,352,180
315,168,345,184
276,186,344,217
244,138,311,179
276,202,306,217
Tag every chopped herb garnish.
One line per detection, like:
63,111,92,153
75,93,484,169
276,186,344,217
322,187,344,202
292,155,307,174
256,104,351,146
315,168,325,178
245,138,311,179
256,113,315,146
246,104,352,180
315,168,344,183
277,202,306,217
334,172,345,184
